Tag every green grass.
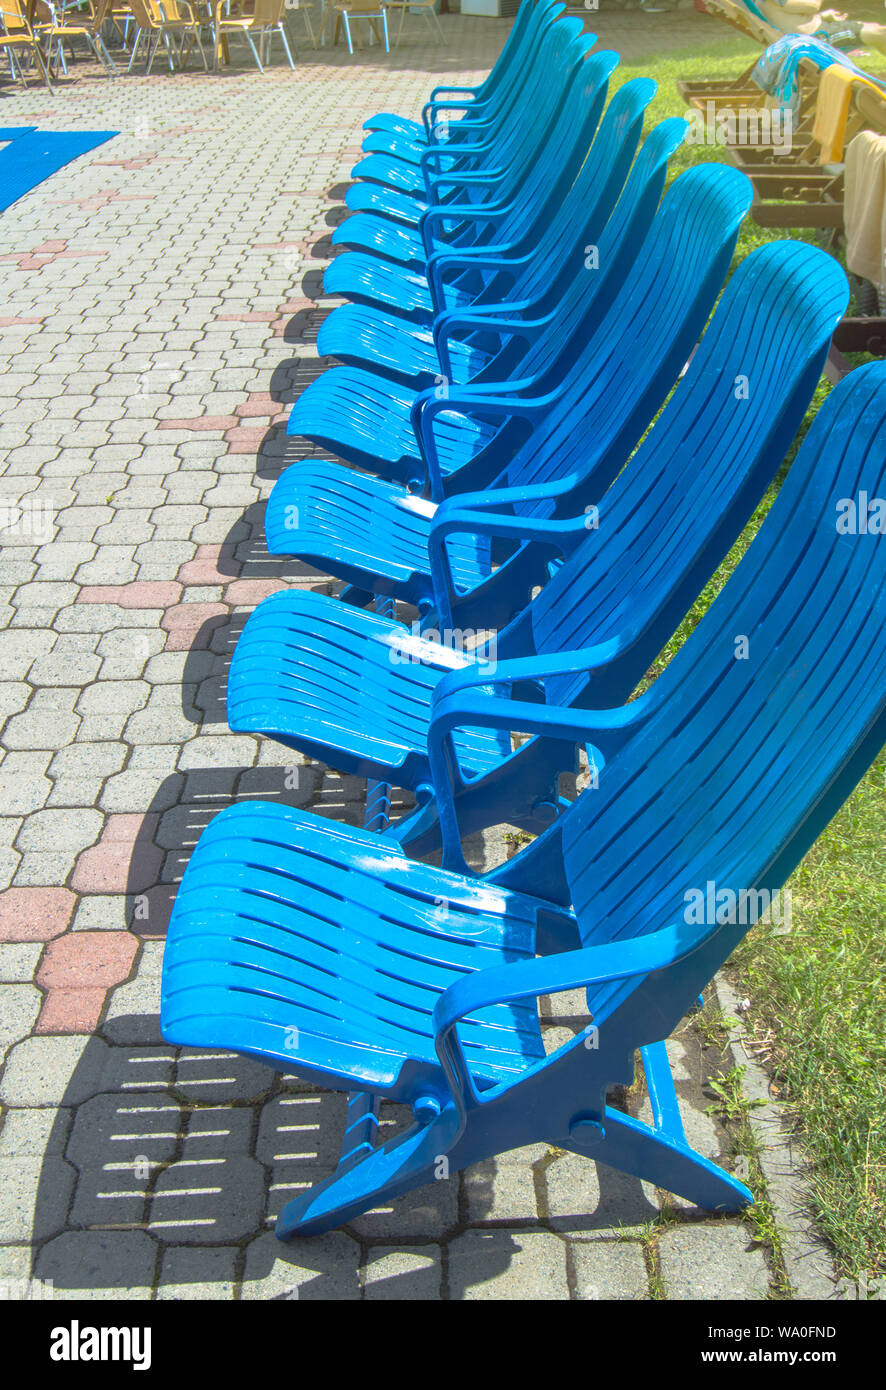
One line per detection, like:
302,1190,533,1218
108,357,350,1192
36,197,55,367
605,25,886,1280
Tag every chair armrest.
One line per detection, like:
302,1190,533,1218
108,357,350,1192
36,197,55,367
427,503,589,629
426,244,528,313
433,311,549,380
410,384,553,500
433,922,709,1106
427,681,648,875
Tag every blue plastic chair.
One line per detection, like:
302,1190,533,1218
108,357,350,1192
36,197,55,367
326,37,610,323
363,0,563,155
334,53,625,273
365,1,570,172
278,159,749,538
348,15,591,229
228,242,848,857
317,88,675,389
161,362,886,1237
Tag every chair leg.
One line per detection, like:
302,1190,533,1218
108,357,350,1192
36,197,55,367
277,22,296,69
127,26,142,71
396,2,405,47
560,1105,753,1214
380,6,389,53
163,30,175,70
244,28,264,72
276,1105,462,1239
342,11,353,54
145,32,160,74
95,33,119,77
33,42,54,91
432,5,444,41
193,27,208,70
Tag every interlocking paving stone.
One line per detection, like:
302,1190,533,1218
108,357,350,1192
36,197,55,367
447,1230,572,1301
156,1245,239,1300
658,1223,771,1301
34,1229,158,1299
363,1246,444,1301
0,1156,76,1243
571,1239,651,1301
240,1230,361,1301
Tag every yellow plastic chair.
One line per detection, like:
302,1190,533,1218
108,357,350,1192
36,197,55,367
39,0,118,77
0,0,53,87
329,0,387,54
214,0,296,71
385,0,442,48
126,0,208,72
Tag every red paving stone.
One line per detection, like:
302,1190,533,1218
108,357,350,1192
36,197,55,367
224,578,288,605
71,814,163,895
223,424,274,450
176,544,238,586
77,581,183,607
37,930,138,990
161,600,228,650
157,415,238,432
0,316,44,328
35,986,109,1035
216,311,279,322
233,394,280,414
0,887,77,942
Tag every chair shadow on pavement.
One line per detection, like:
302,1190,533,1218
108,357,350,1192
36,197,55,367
28,1021,658,1298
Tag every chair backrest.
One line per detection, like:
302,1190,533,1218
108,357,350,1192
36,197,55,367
482,47,617,259
469,164,751,509
526,240,849,704
481,81,666,383
556,362,886,1037
126,0,159,27
470,0,567,132
464,16,592,197
0,0,32,33
251,0,287,21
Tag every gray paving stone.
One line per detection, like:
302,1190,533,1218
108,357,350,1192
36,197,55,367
150,1154,266,1244
571,1239,650,1301
0,1156,76,1243
15,808,103,855
463,1146,547,1225
241,1230,361,1300
363,1246,444,1301
0,1036,166,1108
544,1152,660,1235
448,1229,572,1301
0,985,42,1061
157,1245,239,1300
0,1107,72,1158
35,1229,157,1299
0,943,43,983
658,1223,771,1300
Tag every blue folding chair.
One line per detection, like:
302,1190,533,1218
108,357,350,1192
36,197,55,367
271,156,749,600
327,36,611,323
161,362,886,1237
363,0,563,155
228,242,848,858
318,86,673,390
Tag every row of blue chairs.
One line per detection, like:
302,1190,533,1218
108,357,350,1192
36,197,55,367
161,0,886,1239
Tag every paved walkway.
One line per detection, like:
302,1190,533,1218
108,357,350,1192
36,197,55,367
0,10,843,1299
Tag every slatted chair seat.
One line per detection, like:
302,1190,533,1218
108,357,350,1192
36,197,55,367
161,801,546,1097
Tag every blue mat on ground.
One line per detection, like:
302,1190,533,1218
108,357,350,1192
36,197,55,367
0,128,118,213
